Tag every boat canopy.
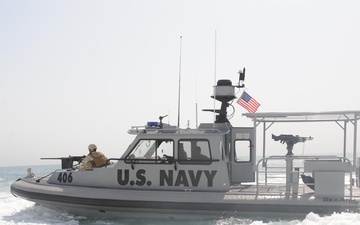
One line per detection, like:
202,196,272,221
243,111,360,123
243,111,360,168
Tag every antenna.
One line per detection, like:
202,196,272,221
213,30,217,124
195,78,198,128
237,67,246,88
177,36,183,127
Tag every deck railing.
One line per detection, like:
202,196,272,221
255,155,354,199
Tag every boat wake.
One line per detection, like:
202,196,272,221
1,197,360,225
1,202,80,225
215,212,360,225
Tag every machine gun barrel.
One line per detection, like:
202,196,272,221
41,155,85,161
272,134,313,143
41,156,86,169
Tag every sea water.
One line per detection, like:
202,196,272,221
1,165,360,225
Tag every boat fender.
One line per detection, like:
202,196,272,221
26,168,35,178
301,174,315,190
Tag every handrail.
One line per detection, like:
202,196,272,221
255,155,354,198
105,157,220,167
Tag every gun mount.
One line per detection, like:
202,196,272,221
159,114,168,128
272,134,313,156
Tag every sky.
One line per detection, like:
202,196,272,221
1,0,360,167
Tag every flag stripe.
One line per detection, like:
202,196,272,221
236,91,260,113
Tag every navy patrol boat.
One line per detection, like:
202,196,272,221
11,69,360,218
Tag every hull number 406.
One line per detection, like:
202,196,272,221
57,172,73,183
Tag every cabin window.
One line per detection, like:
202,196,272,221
178,140,211,164
234,140,251,162
125,139,174,164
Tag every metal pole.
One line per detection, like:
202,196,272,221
344,121,347,160
263,122,266,161
354,113,358,170
285,156,293,199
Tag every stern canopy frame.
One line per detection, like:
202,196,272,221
243,111,360,169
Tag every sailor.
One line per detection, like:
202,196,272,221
79,144,110,170
178,143,188,160
192,146,209,161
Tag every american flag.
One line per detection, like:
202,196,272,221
237,91,260,113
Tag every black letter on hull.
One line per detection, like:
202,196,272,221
160,170,173,186
175,170,189,187
188,170,202,187
204,170,217,187
117,169,129,186
136,169,146,186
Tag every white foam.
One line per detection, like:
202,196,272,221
298,212,360,225
0,193,33,218
214,212,360,225
0,193,79,225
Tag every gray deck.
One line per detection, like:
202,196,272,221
227,184,360,201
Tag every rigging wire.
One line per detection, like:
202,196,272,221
226,84,244,120
302,142,306,156
227,104,236,120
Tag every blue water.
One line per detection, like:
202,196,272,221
1,165,360,225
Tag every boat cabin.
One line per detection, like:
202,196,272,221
113,77,257,192
120,121,256,191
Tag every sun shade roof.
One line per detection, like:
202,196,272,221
243,111,360,123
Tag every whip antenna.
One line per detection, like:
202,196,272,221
195,78,198,128
177,36,183,127
213,30,217,124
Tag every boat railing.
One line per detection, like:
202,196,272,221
128,125,224,135
255,155,354,199
106,158,219,170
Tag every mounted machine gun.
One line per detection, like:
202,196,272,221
272,134,313,156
